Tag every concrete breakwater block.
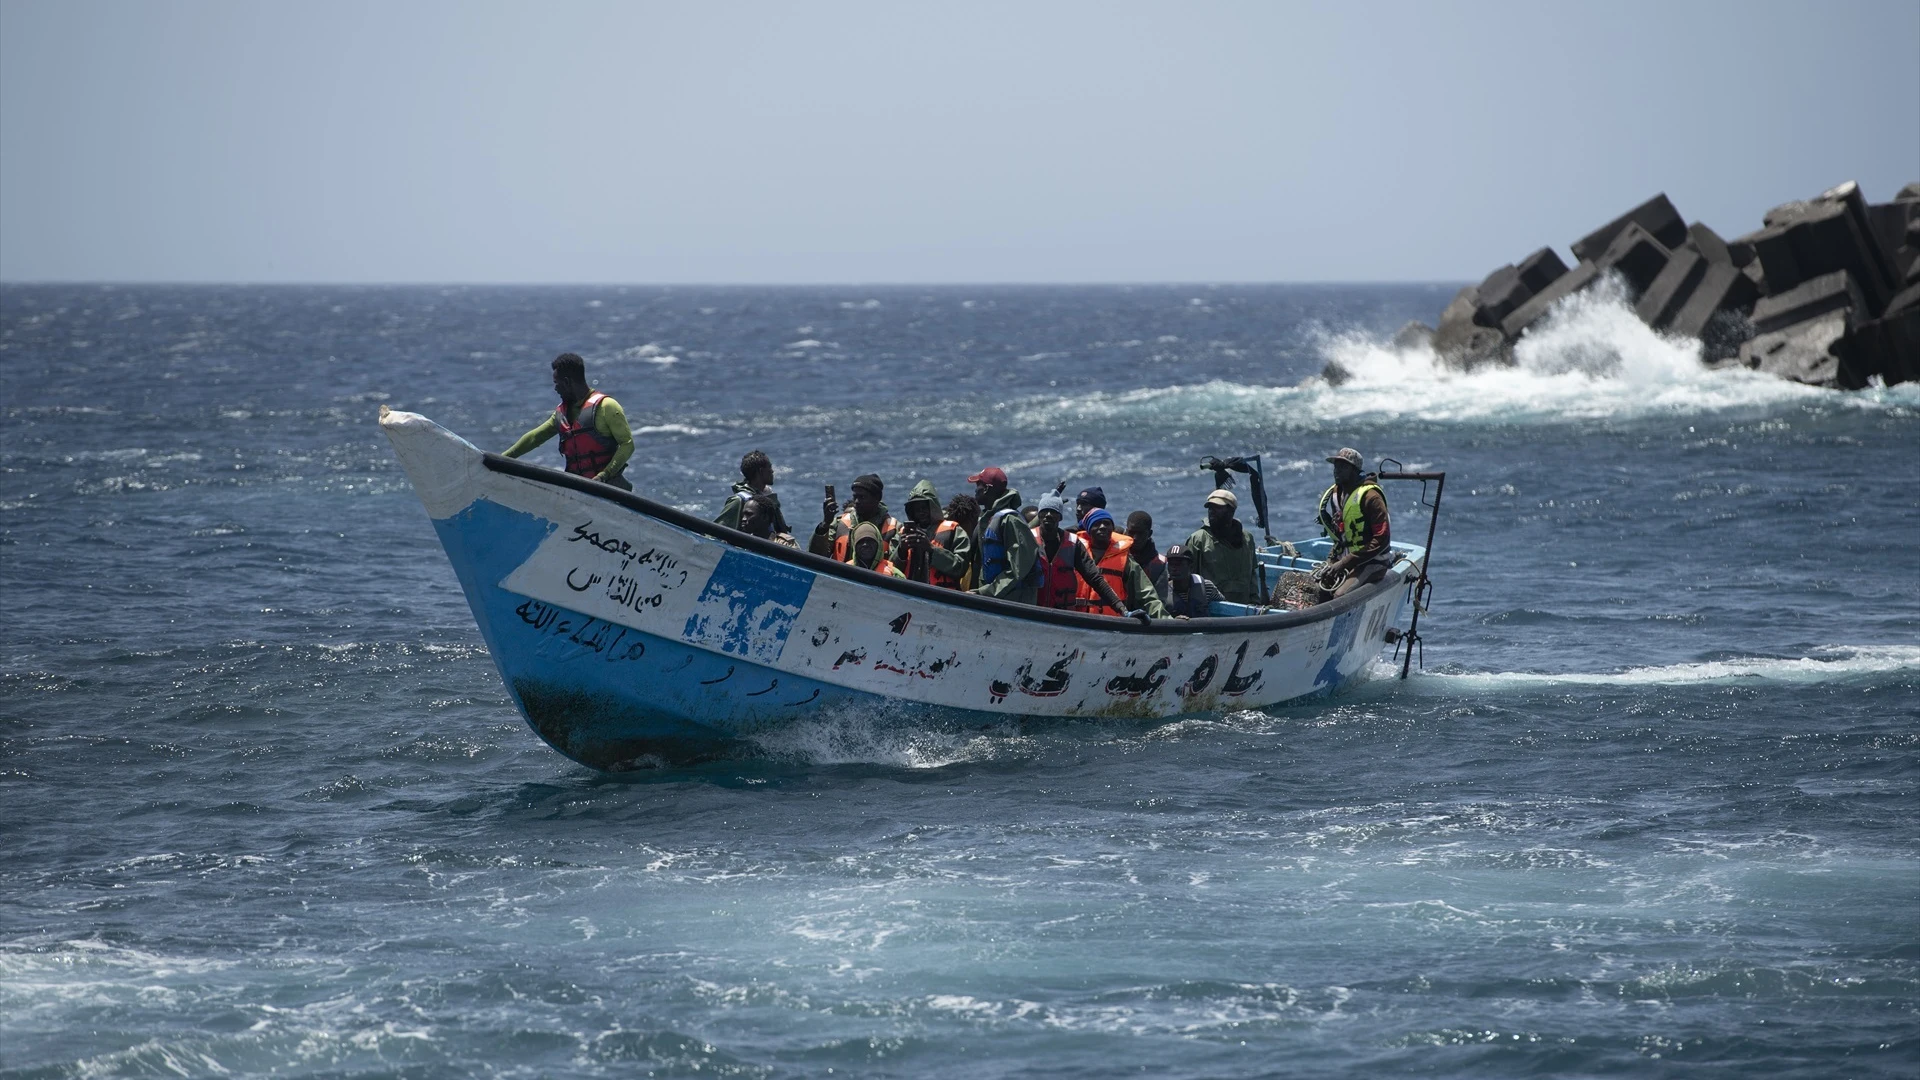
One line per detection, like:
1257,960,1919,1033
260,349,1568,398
1750,270,1867,335
1867,200,1919,284
1840,305,1920,387
1596,222,1673,296
1517,247,1570,292
1636,245,1709,330
1472,264,1529,328
1571,194,1688,264
1740,313,1848,386
1740,196,1895,316
1669,260,1760,357
1687,222,1740,267
1501,261,1602,339
1392,321,1435,350
1432,285,1512,370
1426,181,1919,387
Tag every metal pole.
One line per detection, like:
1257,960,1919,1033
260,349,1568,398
1375,471,1444,680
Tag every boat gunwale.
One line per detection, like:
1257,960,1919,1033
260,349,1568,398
481,453,1410,636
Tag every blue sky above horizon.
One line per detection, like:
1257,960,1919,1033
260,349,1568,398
2,0,1915,285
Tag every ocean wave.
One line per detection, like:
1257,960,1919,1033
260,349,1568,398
1396,645,1920,693
1009,281,1917,433
743,706,1032,768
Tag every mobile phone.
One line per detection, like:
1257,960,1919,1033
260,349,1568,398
825,484,836,502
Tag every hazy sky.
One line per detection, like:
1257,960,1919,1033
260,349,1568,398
2,0,1915,283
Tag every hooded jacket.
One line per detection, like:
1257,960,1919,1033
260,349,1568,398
972,487,1041,603
890,479,970,585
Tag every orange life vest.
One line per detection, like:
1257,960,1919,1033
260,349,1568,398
868,558,904,578
1036,530,1085,609
554,391,616,477
928,520,968,589
898,520,960,585
1074,533,1134,616
830,511,900,563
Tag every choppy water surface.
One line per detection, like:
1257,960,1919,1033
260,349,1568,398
2,284,1915,1078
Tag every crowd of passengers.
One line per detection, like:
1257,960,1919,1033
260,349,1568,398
713,451,1391,621
504,353,1392,622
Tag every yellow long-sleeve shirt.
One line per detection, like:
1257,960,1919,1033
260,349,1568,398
502,393,634,480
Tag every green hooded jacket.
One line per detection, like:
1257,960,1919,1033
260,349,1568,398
972,487,1040,603
890,480,971,584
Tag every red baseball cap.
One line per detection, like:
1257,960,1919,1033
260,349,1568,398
967,466,1007,485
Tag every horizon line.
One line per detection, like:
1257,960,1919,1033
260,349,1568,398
0,278,1470,290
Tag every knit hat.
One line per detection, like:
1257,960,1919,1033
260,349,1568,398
851,473,884,496
1080,507,1116,531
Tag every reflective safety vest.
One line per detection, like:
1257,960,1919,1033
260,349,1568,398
979,508,1045,592
1036,531,1084,609
555,392,616,477
929,520,970,590
861,557,905,579
1319,480,1386,556
1073,533,1134,616
830,511,900,563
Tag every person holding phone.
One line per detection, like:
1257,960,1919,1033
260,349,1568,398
810,473,899,562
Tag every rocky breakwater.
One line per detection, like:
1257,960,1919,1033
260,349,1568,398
1393,181,1920,389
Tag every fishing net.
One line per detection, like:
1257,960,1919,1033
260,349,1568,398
1269,569,1325,610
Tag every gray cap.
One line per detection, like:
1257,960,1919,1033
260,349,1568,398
1326,447,1364,470
1035,494,1067,519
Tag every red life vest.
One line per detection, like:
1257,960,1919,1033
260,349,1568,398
928,520,967,589
1074,533,1134,616
555,392,617,477
1036,530,1085,609
830,511,900,563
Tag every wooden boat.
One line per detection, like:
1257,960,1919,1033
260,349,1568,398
380,407,1439,769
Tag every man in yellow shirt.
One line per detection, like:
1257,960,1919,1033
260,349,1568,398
502,353,634,489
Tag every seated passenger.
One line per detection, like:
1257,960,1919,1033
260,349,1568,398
1183,488,1260,604
1315,447,1393,598
1124,510,1168,588
850,522,904,578
1031,496,1131,615
738,494,797,547
1076,509,1167,618
970,466,1042,603
929,494,979,590
812,473,899,562
893,480,969,585
1158,544,1226,618
1071,486,1106,534
714,449,789,535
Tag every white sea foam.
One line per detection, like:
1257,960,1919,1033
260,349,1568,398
1392,645,1920,694
608,343,680,365
1011,280,1917,433
745,706,1029,768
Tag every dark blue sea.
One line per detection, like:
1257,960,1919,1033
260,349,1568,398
2,283,1916,1078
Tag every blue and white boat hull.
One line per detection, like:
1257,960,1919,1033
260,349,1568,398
381,408,1422,769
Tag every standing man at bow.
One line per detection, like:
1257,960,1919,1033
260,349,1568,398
502,352,634,490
